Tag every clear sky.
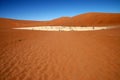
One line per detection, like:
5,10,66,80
0,0,120,21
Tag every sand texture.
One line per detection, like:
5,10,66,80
0,28,120,80
0,12,120,80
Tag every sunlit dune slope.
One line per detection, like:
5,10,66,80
69,12,120,26
48,17,71,26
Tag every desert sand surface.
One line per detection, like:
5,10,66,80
0,27,120,80
0,12,120,80
0,12,120,28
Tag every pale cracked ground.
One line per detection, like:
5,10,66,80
0,28,120,80
13,26,115,31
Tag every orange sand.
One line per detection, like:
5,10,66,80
0,28,120,80
0,12,120,80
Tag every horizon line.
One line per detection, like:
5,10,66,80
0,11,120,21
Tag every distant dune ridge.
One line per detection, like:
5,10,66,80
0,12,120,28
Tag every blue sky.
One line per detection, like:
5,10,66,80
0,0,120,21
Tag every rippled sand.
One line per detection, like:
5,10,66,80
0,28,120,80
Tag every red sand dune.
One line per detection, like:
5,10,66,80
48,17,71,26
0,18,19,28
69,12,120,26
0,12,120,28
0,18,49,28
0,12,120,80
49,12,120,26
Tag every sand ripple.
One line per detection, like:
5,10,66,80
0,29,120,80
